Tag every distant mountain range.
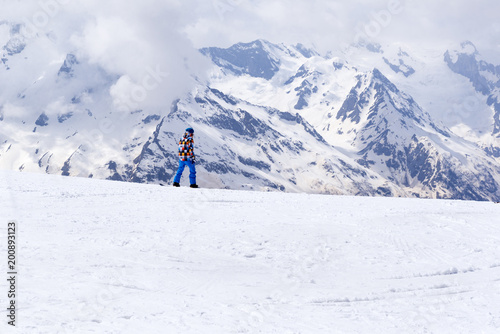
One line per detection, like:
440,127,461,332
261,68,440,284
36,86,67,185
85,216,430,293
1,21,500,201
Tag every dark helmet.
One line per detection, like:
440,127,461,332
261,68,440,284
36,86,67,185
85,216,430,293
185,127,194,134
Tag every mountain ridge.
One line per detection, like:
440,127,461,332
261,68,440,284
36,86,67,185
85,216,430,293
1,26,500,201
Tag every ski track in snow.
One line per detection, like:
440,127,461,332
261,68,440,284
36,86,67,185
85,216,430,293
1,170,500,333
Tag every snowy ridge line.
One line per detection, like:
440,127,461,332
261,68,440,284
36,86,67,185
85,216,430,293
1,32,500,201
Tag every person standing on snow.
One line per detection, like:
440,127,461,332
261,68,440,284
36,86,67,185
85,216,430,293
173,127,198,188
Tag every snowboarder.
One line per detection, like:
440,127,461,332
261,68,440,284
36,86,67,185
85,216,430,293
173,127,198,188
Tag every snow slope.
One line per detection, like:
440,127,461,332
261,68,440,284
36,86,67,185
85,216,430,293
1,170,500,333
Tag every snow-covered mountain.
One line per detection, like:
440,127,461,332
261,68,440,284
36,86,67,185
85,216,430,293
194,40,500,200
131,86,402,196
444,41,500,152
1,21,500,201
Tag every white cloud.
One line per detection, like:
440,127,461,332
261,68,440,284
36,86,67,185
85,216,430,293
0,103,30,120
183,0,500,61
64,0,212,110
3,0,499,64
43,96,74,116
1,0,213,113
1,0,499,113
3,0,499,56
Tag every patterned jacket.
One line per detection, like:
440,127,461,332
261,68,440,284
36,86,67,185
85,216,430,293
178,132,195,162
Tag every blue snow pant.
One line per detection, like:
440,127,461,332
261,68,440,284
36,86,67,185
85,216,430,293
174,159,196,185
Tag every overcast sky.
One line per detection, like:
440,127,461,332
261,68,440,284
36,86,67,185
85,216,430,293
3,0,499,56
1,0,499,111
183,0,500,60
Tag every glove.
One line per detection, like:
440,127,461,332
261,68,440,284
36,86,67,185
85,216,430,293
191,155,196,164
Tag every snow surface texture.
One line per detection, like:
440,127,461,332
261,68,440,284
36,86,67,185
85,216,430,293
1,170,500,333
